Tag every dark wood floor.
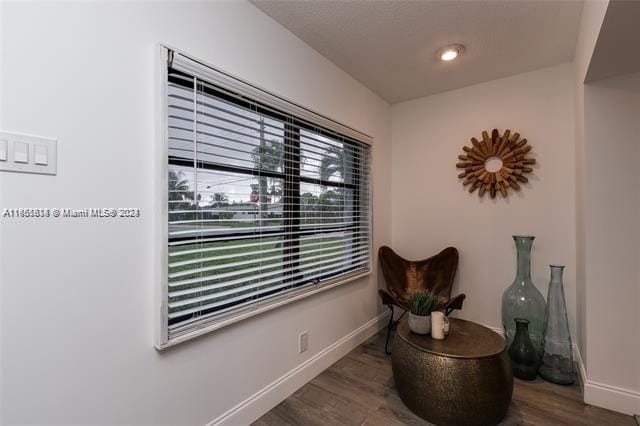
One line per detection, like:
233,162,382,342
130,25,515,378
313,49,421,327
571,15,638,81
255,328,635,426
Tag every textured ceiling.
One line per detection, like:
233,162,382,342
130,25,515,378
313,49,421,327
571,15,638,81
251,0,584,103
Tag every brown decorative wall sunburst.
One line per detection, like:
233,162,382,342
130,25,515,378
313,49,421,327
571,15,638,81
456,129,535,199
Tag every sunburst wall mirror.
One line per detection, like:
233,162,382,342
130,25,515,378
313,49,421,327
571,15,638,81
456,129,536,199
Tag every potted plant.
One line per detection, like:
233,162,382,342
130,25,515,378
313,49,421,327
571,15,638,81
408,291,440,335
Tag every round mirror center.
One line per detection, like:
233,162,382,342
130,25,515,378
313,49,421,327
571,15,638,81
484,156,504,173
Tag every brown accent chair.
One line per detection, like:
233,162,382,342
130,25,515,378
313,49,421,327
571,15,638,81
379,246,466,354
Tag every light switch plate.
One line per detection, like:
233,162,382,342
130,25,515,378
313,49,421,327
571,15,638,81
0,131,57,175
34,144,48,165
0,140,7,161
13,142,29,163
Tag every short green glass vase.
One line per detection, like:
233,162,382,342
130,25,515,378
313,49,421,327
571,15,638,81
501,236,546,356
509,318,540,380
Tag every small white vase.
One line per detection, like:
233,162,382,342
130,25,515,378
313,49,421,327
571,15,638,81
431,311,446,340
408,313,431,335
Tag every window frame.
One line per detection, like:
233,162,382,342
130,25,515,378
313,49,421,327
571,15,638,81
155,46,373,349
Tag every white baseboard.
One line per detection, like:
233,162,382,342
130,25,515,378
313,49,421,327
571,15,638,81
572,342,587,391
484,324,639,416
208,311,390,425
565,343,640,415
583,377,640,416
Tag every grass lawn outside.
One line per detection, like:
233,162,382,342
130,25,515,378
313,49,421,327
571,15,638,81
167,231,360,320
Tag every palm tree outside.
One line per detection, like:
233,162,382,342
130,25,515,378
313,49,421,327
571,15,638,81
168,170,194,222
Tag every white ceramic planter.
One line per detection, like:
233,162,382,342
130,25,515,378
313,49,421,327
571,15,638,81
408,313,431,335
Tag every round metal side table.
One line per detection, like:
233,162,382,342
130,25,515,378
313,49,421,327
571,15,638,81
392,318,513,426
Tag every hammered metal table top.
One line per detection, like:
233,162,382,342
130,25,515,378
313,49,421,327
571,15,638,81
397,317,505,359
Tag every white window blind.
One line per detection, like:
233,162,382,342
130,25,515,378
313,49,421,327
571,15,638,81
161,49,372,344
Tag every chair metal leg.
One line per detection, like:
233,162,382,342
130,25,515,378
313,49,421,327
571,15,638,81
384,305,408,355
385,304,394,355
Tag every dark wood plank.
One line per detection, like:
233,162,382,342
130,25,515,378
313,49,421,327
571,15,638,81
254,329,635,426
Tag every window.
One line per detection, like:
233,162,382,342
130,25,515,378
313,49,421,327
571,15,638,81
156,48,372,347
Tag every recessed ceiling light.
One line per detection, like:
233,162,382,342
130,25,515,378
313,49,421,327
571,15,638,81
438,44,465,62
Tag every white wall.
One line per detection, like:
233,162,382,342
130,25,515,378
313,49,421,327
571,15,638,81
0,2,391,424
582,72,640,413
573,0,609,370
573,0,640,414
391,64,576,336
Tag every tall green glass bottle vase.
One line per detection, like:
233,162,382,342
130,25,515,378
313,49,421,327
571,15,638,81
539,265,575,385
501,236,546,356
